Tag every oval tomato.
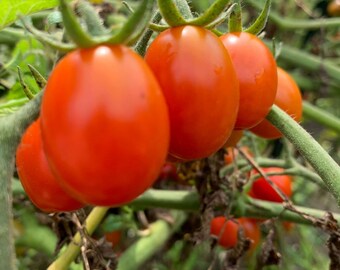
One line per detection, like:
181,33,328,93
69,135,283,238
145,25,239,160
220,32,277,130
41,45,170,206
250,167,292,202
250,67,303,139
224,130,244,148
210,217,260,250
16,119,84,212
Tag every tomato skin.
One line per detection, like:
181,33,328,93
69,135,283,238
41,45,170,206
250,167,292,203
224,130,243,148
210,217,260,250
158,162,178,181
220,32,277,130
250,67,303,139
145,25,239,160
16,119,84,212
105,230,122,247
328,0,340,17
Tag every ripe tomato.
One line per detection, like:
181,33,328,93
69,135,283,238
41,45,170,206
224,130,243,148
16,119,84,212
328,0,340,16
250,167,292,203
210,217,260,250
105,230,122,248
250,67,303,139
220,32,277,130
224,146,253,165
145,25,239,160
158,162,178,181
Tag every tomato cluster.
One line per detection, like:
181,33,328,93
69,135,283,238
16,22,301,210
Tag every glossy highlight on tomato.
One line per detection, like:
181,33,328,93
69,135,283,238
41,45,170,206
220,32,278,130
250,67,303,139
16,119,84,212
145,25,239,160
210,217,260,250
250,167,292,202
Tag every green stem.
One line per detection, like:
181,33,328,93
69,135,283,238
157,0,187,26
174,0,193,19
117,211,187,270
264,40,340,84
266,105,340,205
246,0,340,29
59,0,97,48
135,11,162,56
228,0,242,32
76,1,106,36
244,0,271,35
0,28,26,45
303,101,340,134
0,92,43,270
130,189,340,225
47,207,109,270
220,157,325,189
188,0,231,26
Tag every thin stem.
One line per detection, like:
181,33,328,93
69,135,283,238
245,0,340,29
266,105,340,205
135,11,162,56
47,207,109,270
130,189,340,225
244,0,271,35
264,40,340,84
188,0,231,26
0,92,43,270
17,67,35,100
228,0,242,32
59,0,97,48
303,101,340,135
157,0,187,26
117,211,187,270
76,1,106,36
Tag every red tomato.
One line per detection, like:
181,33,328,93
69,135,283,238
145,25,239,160
16,119,84,212
224,146,253,165
220,32,277,130
41,45,170,206
210,217,260,250
105,230,122,247
250,167,292,202
224,130,244,148
250,67,303,139
158,162,178,181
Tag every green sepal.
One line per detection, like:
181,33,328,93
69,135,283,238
105,0,154,45
59,0,97,48
21,16,76,52
228,0,242,33
244,0,271,35
189,0,231,27
157,0,187,27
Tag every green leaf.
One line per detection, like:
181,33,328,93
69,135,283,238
0,0,59,30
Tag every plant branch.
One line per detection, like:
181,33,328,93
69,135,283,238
266,105,340,205
0,91,43,270
303,101,340,135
